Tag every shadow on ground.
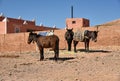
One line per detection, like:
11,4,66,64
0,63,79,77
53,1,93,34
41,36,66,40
48,57,75,61
77,49,112,53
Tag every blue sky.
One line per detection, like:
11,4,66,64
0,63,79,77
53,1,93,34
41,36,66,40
0,0,120,28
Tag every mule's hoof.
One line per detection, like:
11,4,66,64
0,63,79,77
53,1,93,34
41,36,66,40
54,58,58,62
55,60,58,62
74,51,77,53
85,51,89,53
40,59,44,61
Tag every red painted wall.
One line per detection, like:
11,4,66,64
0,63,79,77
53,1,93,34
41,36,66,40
0,17,56,34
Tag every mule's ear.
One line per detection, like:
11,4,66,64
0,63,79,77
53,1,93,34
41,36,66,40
71,28,73,30
30,31,32,34
96,25,99,32
50,30,54,32
32,41,35,43
94,30,99,33
52,30,54,32
65,27,68,30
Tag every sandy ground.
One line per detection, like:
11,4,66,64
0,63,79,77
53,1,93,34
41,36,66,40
0,46,120,81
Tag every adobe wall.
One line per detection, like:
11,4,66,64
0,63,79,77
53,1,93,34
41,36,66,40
56,26,120,50
66,18,89,29
0,33,36,53
0,26,120,53
0,22,5,34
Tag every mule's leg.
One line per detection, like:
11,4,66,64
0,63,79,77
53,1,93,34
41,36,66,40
86,40,90,52
84,41,87,51
56,41,59,61
73,40,78,52
40,48,44,61
52,41,59,61
56,47,59,59
84,39,90,52
54,49,59,61
67,40,72,51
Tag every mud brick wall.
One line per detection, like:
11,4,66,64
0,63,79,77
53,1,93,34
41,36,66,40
0,26,120,53
0,33,36,53
55,26,120,50
72,26,120,49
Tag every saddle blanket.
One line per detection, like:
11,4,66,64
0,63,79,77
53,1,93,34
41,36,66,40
38,32,47,36
73,30,87,42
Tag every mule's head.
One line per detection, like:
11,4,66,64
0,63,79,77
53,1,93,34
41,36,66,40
65,28,74,40
91,31,99,42
27,32,37,44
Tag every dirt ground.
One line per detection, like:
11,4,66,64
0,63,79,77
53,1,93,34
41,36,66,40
0,46,120,81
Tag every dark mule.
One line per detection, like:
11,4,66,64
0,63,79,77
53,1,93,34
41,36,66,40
27,32,59,61
73,30,99,52
64,28,74,51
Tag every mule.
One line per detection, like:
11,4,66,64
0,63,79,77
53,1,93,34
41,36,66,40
27,32,59,61
73,30,99,52
64,28,74,51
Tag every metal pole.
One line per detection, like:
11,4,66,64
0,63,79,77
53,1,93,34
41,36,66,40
71,6,73,18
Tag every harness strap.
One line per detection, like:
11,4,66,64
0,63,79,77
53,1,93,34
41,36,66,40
84,30,89,39
84,36,89,39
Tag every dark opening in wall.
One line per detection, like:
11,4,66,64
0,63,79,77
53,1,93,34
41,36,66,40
72,21,76,24
27,29,34,32
15,27,20,33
